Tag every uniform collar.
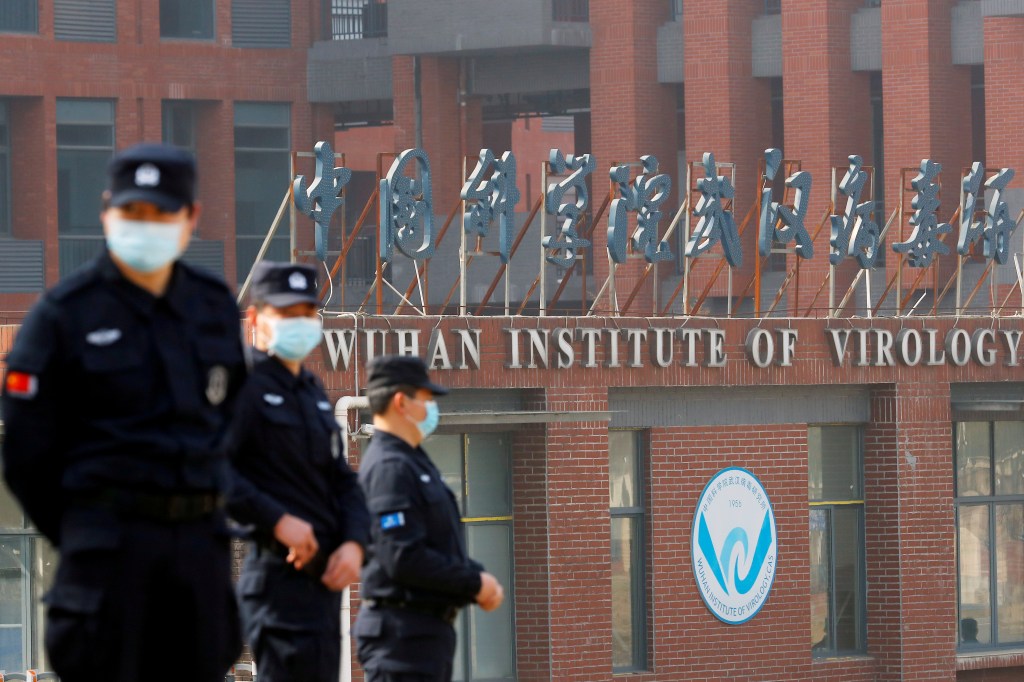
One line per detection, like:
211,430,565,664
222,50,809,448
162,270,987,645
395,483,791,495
97,250,190,318
372,429,429,460
251,348,314,389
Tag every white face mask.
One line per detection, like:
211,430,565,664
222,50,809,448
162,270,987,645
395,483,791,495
105,217,185,272
266,316,323,361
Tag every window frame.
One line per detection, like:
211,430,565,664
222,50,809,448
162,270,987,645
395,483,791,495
426,432,516,682
808,424,867,658
954,419,1024,651
159,0,215,41
609,428,648,673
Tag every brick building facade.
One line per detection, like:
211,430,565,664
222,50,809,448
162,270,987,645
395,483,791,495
3,0,1024,681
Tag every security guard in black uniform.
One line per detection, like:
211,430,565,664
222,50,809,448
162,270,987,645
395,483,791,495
354,356,505,682
0,143,245,682
229,261,370,682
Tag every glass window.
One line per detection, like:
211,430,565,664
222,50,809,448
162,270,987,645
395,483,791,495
425,433,515,682
955,421,1024,649
0,101,9,235
162,100,198,155
808,425,865,656
610,430,646,672
57,99,115,277
0,0,38,33
234,102,291,285
160,0,214,40
0,441,58,674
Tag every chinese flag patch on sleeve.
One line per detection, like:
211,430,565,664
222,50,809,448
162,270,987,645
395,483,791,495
5,371,38,399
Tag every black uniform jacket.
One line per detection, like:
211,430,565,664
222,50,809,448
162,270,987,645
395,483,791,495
227,351,369,555
0,253,247,544
359,430,483,608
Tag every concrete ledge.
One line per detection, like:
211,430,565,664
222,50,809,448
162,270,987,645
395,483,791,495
982,0,1024,16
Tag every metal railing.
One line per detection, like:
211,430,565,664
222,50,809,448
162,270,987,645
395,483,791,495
552,0,588,22
326,0,387,40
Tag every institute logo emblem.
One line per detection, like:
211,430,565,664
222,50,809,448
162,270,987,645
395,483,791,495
691,467,777,624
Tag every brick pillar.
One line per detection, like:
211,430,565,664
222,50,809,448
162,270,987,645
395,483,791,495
10,96,59,286
881,0,972,289
589,0,679,315
865,383,956,682
390,56,482,210
544,386,611,681
195,101,237,284
683,1,772,307
782,0,873,303
984,15,1024,179
511,416,551,682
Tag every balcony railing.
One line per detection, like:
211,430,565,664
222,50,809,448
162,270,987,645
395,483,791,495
552,0,588,22
325,0,387,40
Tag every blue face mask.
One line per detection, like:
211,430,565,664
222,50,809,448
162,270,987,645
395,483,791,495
416,400,440,439
267,316,323,361
105,218,184,273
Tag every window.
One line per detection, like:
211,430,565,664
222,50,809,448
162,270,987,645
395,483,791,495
669,0,682,21
329,0,387,41
0,101,9,235
0,0,37,33
160,0,214,40
234,102,291,284
610,430,646,672
162,100,198,155
0,438,57,674
809,426,866,656
427,433,515,682
764,0,781,14
57,99,115,277
955,421,1024,649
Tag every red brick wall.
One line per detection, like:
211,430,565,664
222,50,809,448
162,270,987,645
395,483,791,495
782,0,874,295
982,15,1024,187
683,0,773,303
589,0,680,314
881,0,972,286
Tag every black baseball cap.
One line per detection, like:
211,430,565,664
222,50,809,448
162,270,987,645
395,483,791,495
107,142,196,212
250,261,320,307
366,355,449,396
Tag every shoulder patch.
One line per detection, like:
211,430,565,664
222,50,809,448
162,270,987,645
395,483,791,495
4,371,38,399
380,512,405,531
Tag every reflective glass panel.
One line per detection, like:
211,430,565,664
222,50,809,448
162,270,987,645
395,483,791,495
467,524,514,679
609,431,639,509
611,516,638,669
832,507,863,651
956,422,991,497
958,504,992,645
809,508,830,650
994,422,1024,496
808,426,860,501
466,434,510,518
995,503,1024,644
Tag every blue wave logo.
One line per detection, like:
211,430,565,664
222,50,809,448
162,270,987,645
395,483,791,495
696,507,773,596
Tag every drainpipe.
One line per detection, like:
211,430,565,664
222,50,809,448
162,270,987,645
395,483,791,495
334,395,370,682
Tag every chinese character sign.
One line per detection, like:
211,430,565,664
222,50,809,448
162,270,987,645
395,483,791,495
958,162,986,257
379,149,435,263
829,155,879,268
758,148,813,260
983,167,1016,264
607,155,673,265
892,159,951,267
294,141,351,262
687,152,743,267
461,149,520,264
544,149,594,268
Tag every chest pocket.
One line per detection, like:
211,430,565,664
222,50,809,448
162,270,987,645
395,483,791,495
80,340,147,412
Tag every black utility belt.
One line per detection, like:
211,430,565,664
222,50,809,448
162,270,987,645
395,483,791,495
364,597,460,625
72,489,223,522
